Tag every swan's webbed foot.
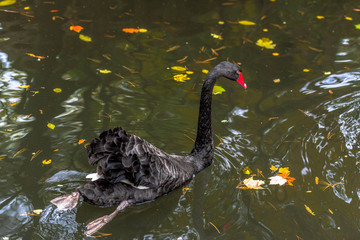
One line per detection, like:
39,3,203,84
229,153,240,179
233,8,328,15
85,200,130,236
50,192,80,211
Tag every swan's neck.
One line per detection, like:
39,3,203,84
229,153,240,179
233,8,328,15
192,72,218,158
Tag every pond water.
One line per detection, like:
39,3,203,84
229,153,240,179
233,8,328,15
1,0,360,239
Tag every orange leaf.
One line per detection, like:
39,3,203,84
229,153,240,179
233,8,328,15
78,139,85,144
122,28,140,34
69,25,84,33
10,102,18,106
26,53,45,59
49,10,59,13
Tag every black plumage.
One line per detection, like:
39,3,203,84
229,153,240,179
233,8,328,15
50,61,246,236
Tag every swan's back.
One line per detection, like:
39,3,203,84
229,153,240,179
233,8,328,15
82,127,197,206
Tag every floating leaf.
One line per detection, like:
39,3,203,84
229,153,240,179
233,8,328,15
273,78,280,83
26,53,45,59
69,25,83,33
42,159,52,165
33,209,43,215
0,0,16,7
78,139,85,144
256,37,276,49
122,28,147,34
329,209,333,214
270,165,278,171
303,68,310,72
315,176,319,184
53,88,62,93
324,71,331,75
213,85,225,95
238,20,256,25
269,176,287,186
19,85,30,89
304,204,315,216
328,90,333,94
173,74,190,82
218,21,225,25
47,122,55,130
242,166,252,175
98,69,112,74
171,66,187,71
186,71,194,74
202,69,209,74
237,177,265,189
10,102,18,106
221,120,228,123
345,16,352,21
355,24,360,30
211,33,223,40
79,34,92,42
316,16,325,19
272,52,280,56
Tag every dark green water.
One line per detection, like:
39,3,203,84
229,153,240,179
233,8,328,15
1,0,360,239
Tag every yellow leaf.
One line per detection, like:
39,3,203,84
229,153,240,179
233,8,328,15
256,37,276,49
33,209,43,215
218,21,225,25
238,20,256,25
98,69,112,74
263,28,268,32
272,52,280,56
243,166,252,175
0,0,16,7
329,209,333,214
304,204,315,216
171,66,187,71
173,74,190,82
279,167,290,175
315,176,319,184
270,165,278,171
186,71,194,74
213,85,225,95
53,88,62,93
24,6,29,10
42,159,52,165
345,16,352,21
303,68,310,72
316,16,325,19
139,28,148,33
47,122,55,130
78,139,85,144
202,69,209,74
211,33,223,40
19,85,30,89
273,78,280,83
79,34,92,42
306,190,312,193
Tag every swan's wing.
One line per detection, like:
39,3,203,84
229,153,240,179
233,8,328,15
86,127,188,189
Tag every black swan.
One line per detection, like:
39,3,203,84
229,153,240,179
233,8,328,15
50,61,246,236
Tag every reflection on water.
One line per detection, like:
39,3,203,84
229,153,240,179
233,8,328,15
1,0,360,239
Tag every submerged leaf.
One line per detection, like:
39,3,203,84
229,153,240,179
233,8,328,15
256,37,276,49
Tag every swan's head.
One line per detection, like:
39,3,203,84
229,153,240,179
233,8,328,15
215,61,246,89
